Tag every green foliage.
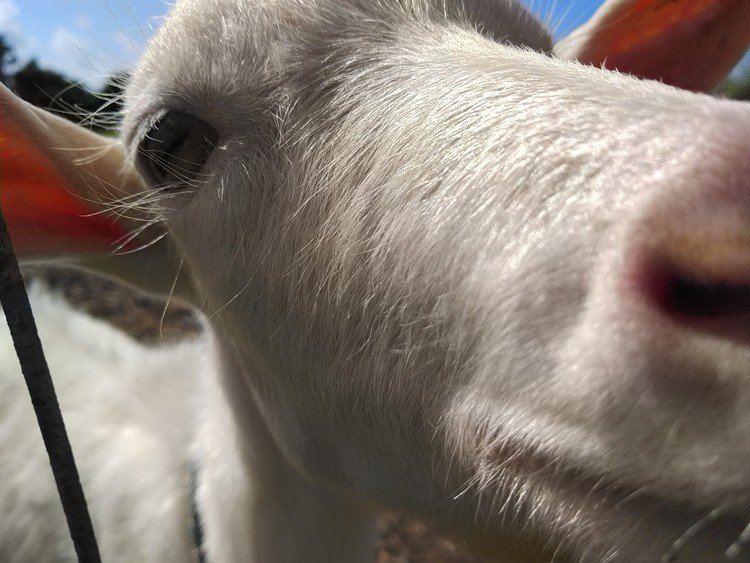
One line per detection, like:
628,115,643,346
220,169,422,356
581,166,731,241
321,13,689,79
100,72,130,116
13,60,104,121
0,36,17,84
1,34,129,133
717,69,750,101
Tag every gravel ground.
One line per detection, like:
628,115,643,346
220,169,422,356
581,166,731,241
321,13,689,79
21,265,489,563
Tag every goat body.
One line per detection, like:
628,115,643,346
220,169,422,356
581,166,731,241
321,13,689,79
2,0,750,561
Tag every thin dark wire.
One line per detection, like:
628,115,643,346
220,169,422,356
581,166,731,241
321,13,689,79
0,206,101,563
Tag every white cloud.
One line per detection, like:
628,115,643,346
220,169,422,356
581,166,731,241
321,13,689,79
0,2,156,89
40,23,140,90
45,26,102,87
0,0,35,66
0,0,22,38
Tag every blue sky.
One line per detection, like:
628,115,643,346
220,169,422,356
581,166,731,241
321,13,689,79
0,0,746,88
1,0,170,87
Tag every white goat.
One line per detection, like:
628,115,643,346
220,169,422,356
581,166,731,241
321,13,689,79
0,281,216,562
2,0,750,561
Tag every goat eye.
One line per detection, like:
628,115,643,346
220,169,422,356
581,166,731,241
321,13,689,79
137,111,218,188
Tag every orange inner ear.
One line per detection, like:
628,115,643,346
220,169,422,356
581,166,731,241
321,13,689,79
580,0,750,92
0,119,131,255
595,0,724,49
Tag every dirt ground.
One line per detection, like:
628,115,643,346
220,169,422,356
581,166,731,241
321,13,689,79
23,265,488,563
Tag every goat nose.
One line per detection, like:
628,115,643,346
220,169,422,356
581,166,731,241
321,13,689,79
629,178,750,348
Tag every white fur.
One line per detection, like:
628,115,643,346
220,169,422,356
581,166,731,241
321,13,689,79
4,0,750,561
0,282,375,562
0,283,205,561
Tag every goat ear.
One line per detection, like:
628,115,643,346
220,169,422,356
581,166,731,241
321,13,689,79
555,0,750,92
0,84,190,298
0,83,144,255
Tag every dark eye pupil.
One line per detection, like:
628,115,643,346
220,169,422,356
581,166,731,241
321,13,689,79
138,111,218,188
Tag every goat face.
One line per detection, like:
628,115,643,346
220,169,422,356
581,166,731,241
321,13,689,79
5,0,750,560
120,0,750,559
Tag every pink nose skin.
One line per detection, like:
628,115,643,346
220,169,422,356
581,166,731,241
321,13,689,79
630,243,750,348
628,166,750,346
623,107,750,349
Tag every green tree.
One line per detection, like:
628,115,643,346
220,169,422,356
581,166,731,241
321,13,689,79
717,64,750,101
0,35,17,85
100,71,130,119
12,60,105,130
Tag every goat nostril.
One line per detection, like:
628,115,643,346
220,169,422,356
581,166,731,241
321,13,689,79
633,250,750,347
669,277,750,318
